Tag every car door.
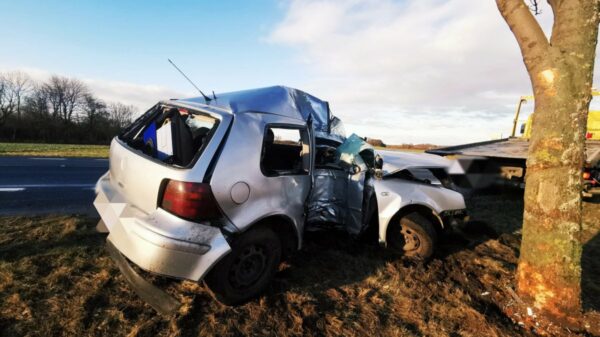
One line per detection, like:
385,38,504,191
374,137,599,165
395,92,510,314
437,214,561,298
210,113,312,235
336,134,375,235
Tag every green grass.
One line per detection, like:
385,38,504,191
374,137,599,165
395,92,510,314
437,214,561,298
0,142,109,158
374,146,425,153
0,192,597,336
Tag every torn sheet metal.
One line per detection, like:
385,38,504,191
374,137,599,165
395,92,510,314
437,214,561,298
308,133,376,235
307,169,348,225
335,133,373,169
306,168,368,235
181,86,331,133
345,168,366,235
315,116,346,143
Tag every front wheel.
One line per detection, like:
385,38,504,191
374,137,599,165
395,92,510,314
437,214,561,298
204,227,281,305
388,212,437,261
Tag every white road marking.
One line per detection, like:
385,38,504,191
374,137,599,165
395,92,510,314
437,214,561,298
0,184,95,189
0,188,25,192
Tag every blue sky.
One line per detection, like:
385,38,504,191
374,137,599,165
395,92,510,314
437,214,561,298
0,0,303,92
1,0,597,145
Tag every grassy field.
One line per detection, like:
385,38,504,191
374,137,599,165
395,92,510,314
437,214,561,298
0,142,109,158
0,191,598,337
0,142,422,158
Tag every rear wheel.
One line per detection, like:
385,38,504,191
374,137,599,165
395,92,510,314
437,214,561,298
205,227,281,305
388,212,437,261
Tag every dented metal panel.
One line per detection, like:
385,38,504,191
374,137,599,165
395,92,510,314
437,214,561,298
307,169,348,225
179,86,331,134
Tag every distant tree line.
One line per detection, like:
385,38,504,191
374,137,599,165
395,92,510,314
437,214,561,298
0,71,137,144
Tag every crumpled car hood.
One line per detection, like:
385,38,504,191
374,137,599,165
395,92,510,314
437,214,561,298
377,150,451,176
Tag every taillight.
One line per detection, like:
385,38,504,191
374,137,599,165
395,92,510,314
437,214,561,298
583,171,591,180
160,180,222,221
586,132,593,139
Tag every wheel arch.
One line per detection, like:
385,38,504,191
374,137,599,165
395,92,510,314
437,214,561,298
239,214,300,259
382,203,444,246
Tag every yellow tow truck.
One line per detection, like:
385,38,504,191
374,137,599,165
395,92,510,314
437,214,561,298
517,93,600,140
427,92,600,197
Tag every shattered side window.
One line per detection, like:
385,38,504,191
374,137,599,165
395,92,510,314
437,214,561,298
335,133,373,170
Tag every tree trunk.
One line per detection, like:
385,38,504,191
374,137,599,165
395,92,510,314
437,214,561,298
496,0,599,328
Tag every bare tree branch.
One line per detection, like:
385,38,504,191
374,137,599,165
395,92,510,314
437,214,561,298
0,73,17,126
42,75,89,123
529,0,542,14
496,0,551,81
108,102,135,128
3,71,31,121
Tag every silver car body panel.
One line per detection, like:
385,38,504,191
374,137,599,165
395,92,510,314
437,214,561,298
94,101,234,281
209,112,311,246
374,177,466,245
94,172,231,281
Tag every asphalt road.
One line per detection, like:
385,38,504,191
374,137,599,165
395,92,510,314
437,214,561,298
0,157,108,216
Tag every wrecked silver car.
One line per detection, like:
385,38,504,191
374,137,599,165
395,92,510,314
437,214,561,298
94,86,467,312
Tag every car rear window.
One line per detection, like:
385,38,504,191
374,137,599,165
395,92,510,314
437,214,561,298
119,105,220,167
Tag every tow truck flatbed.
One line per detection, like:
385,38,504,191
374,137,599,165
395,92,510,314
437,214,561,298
427,137,600,164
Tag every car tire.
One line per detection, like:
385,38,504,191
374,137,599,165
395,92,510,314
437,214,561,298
204,226,281,305
388,212,437,261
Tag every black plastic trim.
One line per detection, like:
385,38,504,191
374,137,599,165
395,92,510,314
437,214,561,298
105,239,180,316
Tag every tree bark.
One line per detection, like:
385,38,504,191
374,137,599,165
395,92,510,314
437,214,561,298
496,0,599,328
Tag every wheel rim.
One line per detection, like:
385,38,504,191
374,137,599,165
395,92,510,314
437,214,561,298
229,244,268,289
400,226,421,253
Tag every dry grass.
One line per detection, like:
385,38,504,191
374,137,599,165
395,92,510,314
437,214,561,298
0,142,109,158
0,191,598,337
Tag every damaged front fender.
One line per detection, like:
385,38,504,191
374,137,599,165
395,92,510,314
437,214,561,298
374,178,466,246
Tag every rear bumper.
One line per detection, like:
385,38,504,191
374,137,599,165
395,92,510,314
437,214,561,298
105,239,180,315
94,172,231,281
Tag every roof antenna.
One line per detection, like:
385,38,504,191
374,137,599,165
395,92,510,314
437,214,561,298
168,59,211,102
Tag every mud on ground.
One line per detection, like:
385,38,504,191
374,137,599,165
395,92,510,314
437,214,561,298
0,190,598,337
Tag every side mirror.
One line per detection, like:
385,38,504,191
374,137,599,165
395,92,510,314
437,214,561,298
375,155,383,169
520,123,526,134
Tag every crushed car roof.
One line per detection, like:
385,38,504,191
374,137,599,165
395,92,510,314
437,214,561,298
178,85,330,133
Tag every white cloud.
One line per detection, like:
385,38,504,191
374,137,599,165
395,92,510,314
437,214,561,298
268,0,595,145
1,67,186,116
83,79,185,114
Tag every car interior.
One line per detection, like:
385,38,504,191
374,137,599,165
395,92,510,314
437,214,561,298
120,106,218,167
